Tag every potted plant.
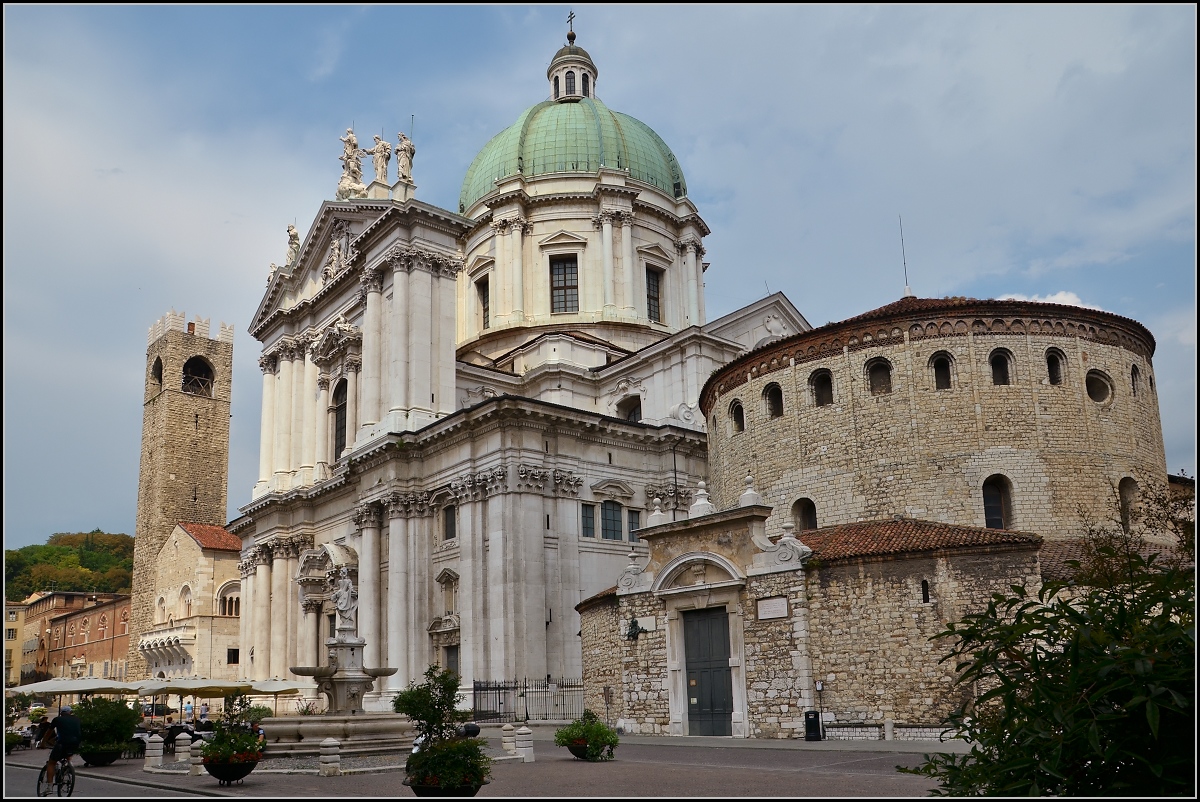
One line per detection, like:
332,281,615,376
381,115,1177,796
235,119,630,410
199,692,264,786
554,710,618,761
393,665,492,797
74,697,140,766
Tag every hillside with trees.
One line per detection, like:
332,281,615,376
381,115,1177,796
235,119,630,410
4,530,133,601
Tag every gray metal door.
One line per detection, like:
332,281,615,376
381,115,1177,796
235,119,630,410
683,607,733,736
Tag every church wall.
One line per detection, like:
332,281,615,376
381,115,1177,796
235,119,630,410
805,547,1041,726
705,313,1167,541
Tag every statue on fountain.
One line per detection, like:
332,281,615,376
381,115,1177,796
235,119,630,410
331,567,358,633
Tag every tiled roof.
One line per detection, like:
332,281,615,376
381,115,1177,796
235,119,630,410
178,522,242,552
800,519,1040,563
1038,538,1183,582
575,585,618,612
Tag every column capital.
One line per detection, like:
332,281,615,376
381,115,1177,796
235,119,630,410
252,546,272,567
354,502,383,529
258,354,278,375
618,211,635,228
359,265,385,294
344,356,362,374
301,598,324,614
317,375,331,391
490,218,510,235
677,236,705,257
593,210,617,228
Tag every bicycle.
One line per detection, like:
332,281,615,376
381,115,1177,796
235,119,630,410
36,755,76,797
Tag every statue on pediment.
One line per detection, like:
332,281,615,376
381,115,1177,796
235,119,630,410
365,135,391,184
395,132,415,182
336,128,367,200
286,224,301,266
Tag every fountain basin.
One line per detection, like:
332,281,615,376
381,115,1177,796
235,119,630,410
261,712,414,758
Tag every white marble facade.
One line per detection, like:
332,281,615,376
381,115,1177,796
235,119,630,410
232,34,810,708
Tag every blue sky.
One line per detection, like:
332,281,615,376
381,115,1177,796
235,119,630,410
3,5,1195,549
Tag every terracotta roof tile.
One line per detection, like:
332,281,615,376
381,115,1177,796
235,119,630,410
575,585,618,612
1038,538,1182,583
799,518,1040,563
178,522,242,552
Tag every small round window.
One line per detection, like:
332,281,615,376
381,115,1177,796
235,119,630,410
1085,370,1112,404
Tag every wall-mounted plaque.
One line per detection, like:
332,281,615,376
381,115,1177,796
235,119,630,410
756,596,788,620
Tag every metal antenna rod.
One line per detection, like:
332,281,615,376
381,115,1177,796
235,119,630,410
899,215,911,296
410,114,415,140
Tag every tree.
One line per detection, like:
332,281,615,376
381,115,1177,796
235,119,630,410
902,482,1195,796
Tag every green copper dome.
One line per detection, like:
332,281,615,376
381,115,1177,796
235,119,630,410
459,98,687,213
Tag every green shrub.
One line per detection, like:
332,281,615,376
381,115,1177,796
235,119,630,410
246,705,273,725
394,665,492,789
199,691,263,765
73,697,139,753
5,732,23,754
554,709,619,761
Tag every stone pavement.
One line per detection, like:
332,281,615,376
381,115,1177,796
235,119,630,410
3,729,963,798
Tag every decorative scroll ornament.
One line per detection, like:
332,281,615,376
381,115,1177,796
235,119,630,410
668,402,697,424
751,521,812,573
459,385,498,409
617,548,653,595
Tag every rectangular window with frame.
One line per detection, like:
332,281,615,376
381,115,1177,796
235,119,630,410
646,267,662,323
227,648,240,665
477,277,490,330
581,503,595,537
551,256,579,313
443,505,457,540
628,509,641,542
601,500,623,540
5,628,14,640
7,611,16,622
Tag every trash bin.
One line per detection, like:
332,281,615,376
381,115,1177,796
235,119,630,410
804,710,823,741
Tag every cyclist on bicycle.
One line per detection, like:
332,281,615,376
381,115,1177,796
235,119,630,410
41,705,81,796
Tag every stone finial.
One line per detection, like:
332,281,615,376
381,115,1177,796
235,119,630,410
647,497,667,527
689,481,716,518
781,521,797,541
738,475,764,507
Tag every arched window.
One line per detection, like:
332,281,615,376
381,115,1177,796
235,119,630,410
217,582,241,617
982,474,1013,529
565,71,576,95
867,359,892,395
182,356,215,397
792,498,817,531
332,379,348,459
582,73,590,97
443,505,457,541
810,370,834,406
930,352,953,390
1086,370,1112,404
1046,349,1065,386
151,357,163,392
989,350,1012,386
1130,365,1140,396
616,396,642,422
763,384,784,418
179,586,193,619
553,75,560,99
156,597,167,625
1118,477,1139,532
601,500,623,540
730,400,745,433
120,610,128,635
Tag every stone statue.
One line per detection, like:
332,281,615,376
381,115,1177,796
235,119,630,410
323,236,342,281
267,262,278,286
285,224,301,266
365,135,391,184
395,132,415,182
336,128,367,200
331,567,358,632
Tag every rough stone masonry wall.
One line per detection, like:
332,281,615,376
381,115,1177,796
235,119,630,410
579,595,624,724
613,592,671,734
805,547,1041,726
128,328,233,679
705,323,1166,541
741,570,813,739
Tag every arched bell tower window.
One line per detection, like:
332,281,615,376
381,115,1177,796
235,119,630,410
151,357,163,393
1046,349,1066,386
565,71,576,95
810,370,834,406
1118,477,1139,532
332,379,348,459
729,400,745,433
182,356,214,397
1130,365,1140,396
930,352,953,390
763,384,784,418
867,359,893,395
582,73,590,97
989,349,1013,386
792,498,818,531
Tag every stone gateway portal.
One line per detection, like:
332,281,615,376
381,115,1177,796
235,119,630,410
684,607,733,736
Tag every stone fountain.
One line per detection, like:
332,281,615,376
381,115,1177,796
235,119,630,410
261,567,410,757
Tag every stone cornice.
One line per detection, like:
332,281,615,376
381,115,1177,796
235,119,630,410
383,243,465,278
699,298,1160,416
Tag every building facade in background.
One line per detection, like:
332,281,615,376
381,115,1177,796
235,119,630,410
21,591,130,685
6,601,27,687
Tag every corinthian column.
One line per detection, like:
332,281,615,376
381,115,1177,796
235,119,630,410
344,358,360,452
269,540,289,679
599,211,615,314
509,219,526,323
291,337,307,479
239,560,254,680
621,213,636,318
389,256,410,423
386,498,410,690
255,355,276,495
300,598,321,674
252,548,272,681
355,505,382,688
300,344,318,486
314,376,330,478
272,343,294,485
683,238,700,326
490,219,509,321
359,268,384,428
285,540,300,680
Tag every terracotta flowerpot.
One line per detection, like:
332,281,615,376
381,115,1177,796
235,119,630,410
203,760,258,785
403,777,489,797
80,750,122,767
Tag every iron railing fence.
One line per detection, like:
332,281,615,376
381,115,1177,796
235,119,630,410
472,677,584,723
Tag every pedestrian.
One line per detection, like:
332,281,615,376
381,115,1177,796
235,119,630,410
184,699,194,723
199,702,209,722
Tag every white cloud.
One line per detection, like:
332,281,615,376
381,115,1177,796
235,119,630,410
996,291,1106,310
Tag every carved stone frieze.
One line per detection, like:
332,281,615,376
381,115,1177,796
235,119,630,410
516,464,550,491
311,315,362,368
387,490,431,518
645,483,694,510
552,469,584,496
384,243,465,279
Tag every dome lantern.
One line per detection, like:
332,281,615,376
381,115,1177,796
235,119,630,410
547,26,597,102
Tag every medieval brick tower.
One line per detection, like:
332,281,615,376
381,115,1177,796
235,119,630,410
126,311,234,679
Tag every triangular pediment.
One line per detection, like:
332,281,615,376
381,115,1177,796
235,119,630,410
467,254,495,277
538,229,589,249
636,243,674,264
590,478,636,500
